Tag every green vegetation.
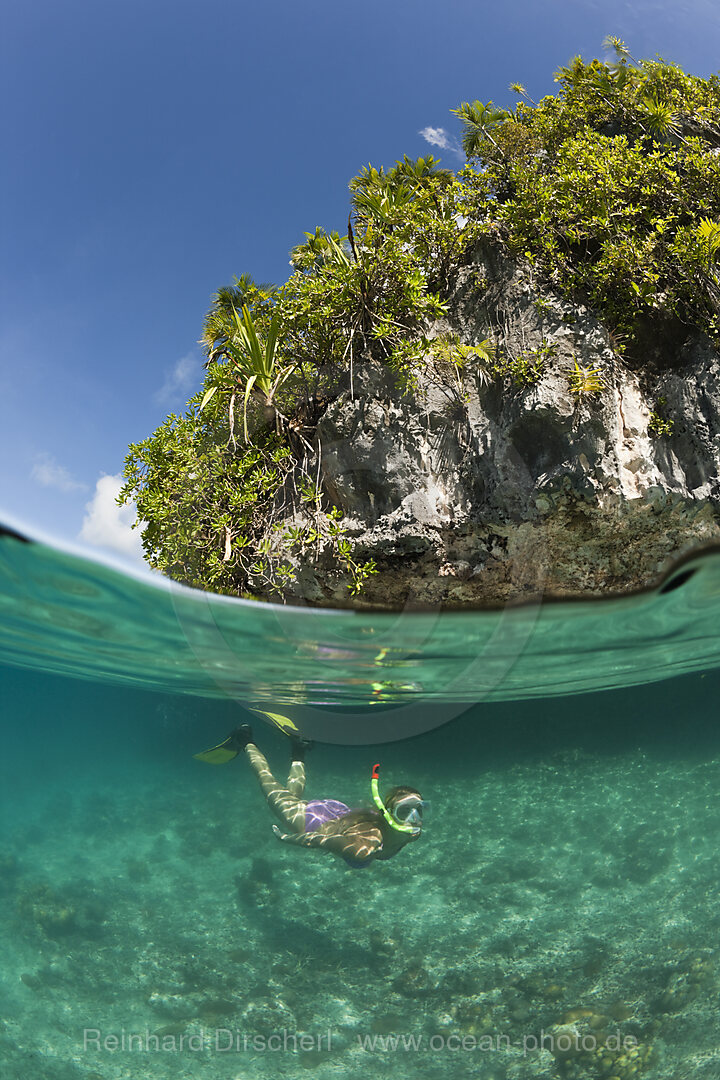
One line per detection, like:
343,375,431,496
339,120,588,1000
120,41,720,598
491,339,559,388
120,155,471,597
567,358,605,397
648,396,675,438
462,37,720,346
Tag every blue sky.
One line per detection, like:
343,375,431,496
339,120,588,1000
2,0,719,564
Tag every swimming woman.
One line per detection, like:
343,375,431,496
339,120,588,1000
196,725,427,868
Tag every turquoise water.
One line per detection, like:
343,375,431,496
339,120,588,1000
2,528,720,1079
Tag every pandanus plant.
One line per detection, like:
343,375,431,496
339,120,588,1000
201,305,295,443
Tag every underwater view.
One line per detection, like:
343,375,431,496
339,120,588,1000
2,531,720,1080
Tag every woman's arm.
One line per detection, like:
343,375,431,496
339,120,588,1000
272,820,383,864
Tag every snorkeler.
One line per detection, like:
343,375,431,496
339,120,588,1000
195,725,427,868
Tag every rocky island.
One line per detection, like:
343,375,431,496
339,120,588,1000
120,41,720,608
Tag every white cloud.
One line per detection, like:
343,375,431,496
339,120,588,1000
79,473,144,559
419,126,451,149
31,453,88,493
419,126,461,155
155,352,204,406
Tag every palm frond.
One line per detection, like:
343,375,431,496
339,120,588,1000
697,218,720,267
450,100,511,157
352,184,417,226
602,35,631,61
387,155,454,185
199,274,276,357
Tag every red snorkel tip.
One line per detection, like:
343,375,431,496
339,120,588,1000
371,763,381,780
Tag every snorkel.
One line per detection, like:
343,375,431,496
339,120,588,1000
371,763,422,834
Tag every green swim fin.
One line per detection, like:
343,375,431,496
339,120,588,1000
195,711,301,763
249,707,301,736
193,736,242,764
194,725,253,764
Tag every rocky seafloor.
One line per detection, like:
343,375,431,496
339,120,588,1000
2,671,720,1080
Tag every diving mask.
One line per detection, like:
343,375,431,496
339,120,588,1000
391,794,430,829
370,764,428,834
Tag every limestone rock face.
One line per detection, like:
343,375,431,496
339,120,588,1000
284,243,720,608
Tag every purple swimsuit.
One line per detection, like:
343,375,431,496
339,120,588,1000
303,800,373,868
304,798,351,832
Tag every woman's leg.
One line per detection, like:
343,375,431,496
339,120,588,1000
286,736,312,798
244,743,307,832
286,760,306,799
